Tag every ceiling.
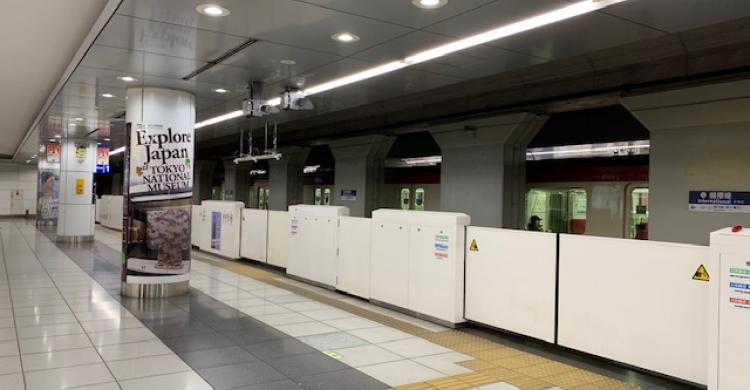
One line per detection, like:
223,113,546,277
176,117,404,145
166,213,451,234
16,0,750,163
1,0,109,159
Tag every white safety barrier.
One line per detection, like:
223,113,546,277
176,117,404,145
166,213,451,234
97,195,123,231
240,209,268,262
267,210,289,268
558,234,709,385
191,205,208,249
464,227,557,343
337,216,372,299
708,227,748,390
370,210,470,325
287,205,349,287
192,201,244,259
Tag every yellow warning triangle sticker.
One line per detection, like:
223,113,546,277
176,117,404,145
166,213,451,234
469,239,479,252
692,264,710,282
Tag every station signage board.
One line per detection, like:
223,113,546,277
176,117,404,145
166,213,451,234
689,191,750,213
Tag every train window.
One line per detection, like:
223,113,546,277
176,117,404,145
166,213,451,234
323,188,331,205
526,188,587,234
400,188,411,210
629,187,649,239
314,188,322,205
415,188,425,211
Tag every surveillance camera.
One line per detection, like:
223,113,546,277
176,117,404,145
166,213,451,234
281,90,314,111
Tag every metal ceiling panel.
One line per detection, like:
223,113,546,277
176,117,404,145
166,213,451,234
495,11,663,61
117,0,414,57
604,0,750,34
298,0,497,29
96,14,250,61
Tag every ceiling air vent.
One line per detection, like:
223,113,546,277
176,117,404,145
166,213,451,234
182,38,258,81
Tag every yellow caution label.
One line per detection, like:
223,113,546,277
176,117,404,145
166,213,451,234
469,239,479,252
692,264,710,282
75,178,85,195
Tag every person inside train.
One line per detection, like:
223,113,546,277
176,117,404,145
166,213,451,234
527,215,543,232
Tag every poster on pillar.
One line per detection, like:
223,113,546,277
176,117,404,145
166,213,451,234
122,122,194,279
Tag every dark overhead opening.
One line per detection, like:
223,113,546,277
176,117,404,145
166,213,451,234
387,131,441,158
529,105,649,148
304,145,335,168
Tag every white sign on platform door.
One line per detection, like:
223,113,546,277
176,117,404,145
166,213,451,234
11,190,23,215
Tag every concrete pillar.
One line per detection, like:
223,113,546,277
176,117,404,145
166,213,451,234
268,146,310,211
192,160,216,205
222,160,251,205
430,113,546,228
56,138,97,241
329,135,394,218
622,79,750,245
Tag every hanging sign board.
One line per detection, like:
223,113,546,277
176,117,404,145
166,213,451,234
122,123,194,278
46,144,61,163
689,191,750,213
96,146,110,174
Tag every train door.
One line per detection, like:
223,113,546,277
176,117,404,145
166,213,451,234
626,186,649,239
526,188,587,233
322,188,331,205
314,188,322,205
258,187,269,209
313,187,332,206
414,188,425,211
400,188,411,210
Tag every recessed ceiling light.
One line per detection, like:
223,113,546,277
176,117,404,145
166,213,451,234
104,138,111,141
412,0,447,9
196,4,230,16
212,88,229,94
101,93,115,98
74,117,84,121
331,32,359,43
118,75,137,82
280,59,296,65
54,135,61,139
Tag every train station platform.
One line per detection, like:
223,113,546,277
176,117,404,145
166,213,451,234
0,219,690,390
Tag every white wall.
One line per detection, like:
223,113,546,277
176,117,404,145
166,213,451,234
0,163,37,216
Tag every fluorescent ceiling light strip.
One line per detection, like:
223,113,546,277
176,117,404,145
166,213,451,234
194,110,244,129
527,143,649,157
109,146,126,156
194,0,629,129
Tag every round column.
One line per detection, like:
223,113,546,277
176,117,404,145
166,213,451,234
56,138,97,242
122,87,195,298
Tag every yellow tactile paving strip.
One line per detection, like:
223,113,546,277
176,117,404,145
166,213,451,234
193,253,644,390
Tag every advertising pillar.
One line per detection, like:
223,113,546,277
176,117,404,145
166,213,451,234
122,87,195,298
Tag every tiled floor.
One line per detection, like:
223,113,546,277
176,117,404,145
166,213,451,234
0,219,698,390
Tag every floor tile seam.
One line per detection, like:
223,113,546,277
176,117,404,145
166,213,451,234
13,225,123,386
21,355,126,374
0,229,29,387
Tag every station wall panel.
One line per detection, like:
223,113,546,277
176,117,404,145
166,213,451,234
267,211,289,268
240,209,268,262
558,235,709,385
465,227,557,343
337,216,372,299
